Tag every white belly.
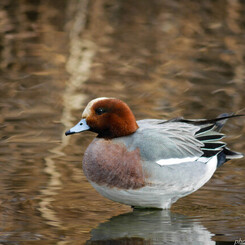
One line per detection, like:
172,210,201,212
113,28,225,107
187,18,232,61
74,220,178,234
89,156,217,209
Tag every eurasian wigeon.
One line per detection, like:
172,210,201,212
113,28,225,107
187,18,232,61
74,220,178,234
65,97,243,209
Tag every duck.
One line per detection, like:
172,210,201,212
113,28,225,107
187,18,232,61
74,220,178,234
65,97,243,209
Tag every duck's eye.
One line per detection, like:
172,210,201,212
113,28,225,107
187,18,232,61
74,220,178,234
95,107,106,115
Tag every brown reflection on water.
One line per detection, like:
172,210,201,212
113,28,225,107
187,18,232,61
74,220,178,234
1,0,245,244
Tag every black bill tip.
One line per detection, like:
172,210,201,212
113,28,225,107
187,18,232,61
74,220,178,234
65,130,75,136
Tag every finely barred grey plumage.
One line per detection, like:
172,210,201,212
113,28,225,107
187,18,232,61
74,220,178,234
133,115,243,167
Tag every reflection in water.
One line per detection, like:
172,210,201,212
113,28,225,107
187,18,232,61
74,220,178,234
87,210,215,245
0,0,245,244
39,0,91,230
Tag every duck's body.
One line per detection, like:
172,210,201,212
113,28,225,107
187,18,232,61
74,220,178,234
66,98,243,209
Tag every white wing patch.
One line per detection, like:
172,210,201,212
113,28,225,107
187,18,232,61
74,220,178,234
156,157,199,166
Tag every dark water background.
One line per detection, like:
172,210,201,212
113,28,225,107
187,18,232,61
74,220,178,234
1,1,245,244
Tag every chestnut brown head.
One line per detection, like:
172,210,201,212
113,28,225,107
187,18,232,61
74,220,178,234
65,97,139,139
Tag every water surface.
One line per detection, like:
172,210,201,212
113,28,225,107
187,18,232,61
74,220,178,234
1,1,245,244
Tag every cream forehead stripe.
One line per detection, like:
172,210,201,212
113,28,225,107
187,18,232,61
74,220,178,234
82,97,112,118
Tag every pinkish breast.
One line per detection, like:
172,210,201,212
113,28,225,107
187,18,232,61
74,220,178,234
82,139,145,189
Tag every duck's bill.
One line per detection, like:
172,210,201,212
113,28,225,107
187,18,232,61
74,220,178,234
65,118,90,136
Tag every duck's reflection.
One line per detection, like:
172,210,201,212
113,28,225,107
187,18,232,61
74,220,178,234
86,210,215,245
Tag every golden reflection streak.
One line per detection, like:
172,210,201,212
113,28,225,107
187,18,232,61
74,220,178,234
38,0,96,241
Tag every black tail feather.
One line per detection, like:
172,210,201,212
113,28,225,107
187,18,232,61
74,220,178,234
217,147,243,167
171,114,245,126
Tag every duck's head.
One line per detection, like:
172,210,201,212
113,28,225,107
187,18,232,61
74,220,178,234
65,97,139,139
